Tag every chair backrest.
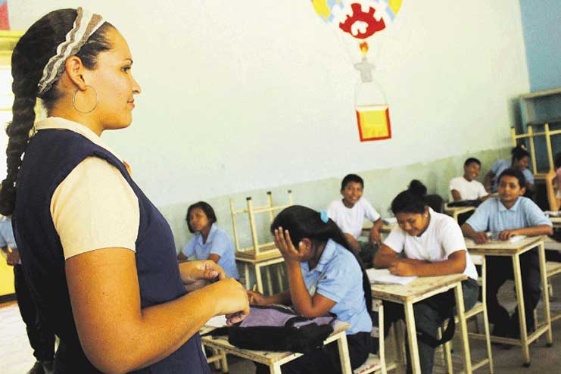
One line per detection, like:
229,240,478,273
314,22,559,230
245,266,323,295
425,194,444,213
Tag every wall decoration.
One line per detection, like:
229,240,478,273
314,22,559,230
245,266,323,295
311,0,402,142
0,1,8,30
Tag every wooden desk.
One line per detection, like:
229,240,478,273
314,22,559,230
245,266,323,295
371,273,472,373
236,255,285,295
444,204,476,222
465,236,552,366
201,321,352,374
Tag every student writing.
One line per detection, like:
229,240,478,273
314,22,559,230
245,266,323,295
374,180,479,374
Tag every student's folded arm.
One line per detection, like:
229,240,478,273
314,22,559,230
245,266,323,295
66,248,249,373
373,244,399,268
451,189,462,202
406,250,466,277
510,224,553,237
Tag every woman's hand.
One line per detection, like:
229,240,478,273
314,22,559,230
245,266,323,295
273,227,305,263
179,260,226,291
204,278,250,325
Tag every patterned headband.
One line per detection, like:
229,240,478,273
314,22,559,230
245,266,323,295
37,7,105,97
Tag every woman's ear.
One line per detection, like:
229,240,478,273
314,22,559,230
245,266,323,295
64,56,88,90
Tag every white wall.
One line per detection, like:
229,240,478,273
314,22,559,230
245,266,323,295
8,0,528,210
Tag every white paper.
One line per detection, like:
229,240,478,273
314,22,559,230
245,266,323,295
366,268,417,285
206,315,228,328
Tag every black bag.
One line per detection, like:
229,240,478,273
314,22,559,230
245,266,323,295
228,305,336,353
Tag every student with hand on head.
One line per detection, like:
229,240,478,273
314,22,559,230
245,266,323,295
449,157,489,202
178,201,239,281
327,173,382,266
247,206,374,373
0,8,249,373
374,180,479,374
462,168,552,338
484,145,535,195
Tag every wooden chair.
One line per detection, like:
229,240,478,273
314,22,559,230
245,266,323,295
441,255,493,373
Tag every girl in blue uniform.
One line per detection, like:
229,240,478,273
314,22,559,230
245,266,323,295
248,205,373,373
178,201,240,280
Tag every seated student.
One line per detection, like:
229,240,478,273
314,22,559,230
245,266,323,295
449,157,489,202
248,205,374,373
178,201,240,280
374,180,478,374
546,152,561,212
327,173,382,266
461,168,553,338
484,145,535,195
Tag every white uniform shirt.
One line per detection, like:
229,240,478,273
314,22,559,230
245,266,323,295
384,208,478,280
449,176,487,200
37,117,140,259
327,197,381,239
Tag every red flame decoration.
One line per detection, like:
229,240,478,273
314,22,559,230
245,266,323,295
339,3,386,40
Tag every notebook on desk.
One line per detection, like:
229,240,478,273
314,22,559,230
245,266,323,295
366,268,417,285
486,233,527,243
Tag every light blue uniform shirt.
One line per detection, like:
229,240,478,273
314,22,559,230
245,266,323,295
0,216,16,248
301,239,372,335
182,223,239,279
465,196,551,232
490,159,534,192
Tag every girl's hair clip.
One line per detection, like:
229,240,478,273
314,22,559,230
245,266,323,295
320,210,329,223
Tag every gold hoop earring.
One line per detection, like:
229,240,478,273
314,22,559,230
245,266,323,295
72,85,98,114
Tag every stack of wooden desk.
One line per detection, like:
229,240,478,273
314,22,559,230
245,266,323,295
465,235,552,367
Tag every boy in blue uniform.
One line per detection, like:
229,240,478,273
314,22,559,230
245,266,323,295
461,168,552,337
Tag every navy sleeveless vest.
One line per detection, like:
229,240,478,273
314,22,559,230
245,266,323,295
14,129,210,373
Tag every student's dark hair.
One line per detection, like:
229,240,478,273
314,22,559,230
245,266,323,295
511,145,530,164
341,173,364,190
0,9,114,216
464,157,481,167
554,153,561,170
390,180,427,215
497,168,526,189
186,201,217,233
270,205,373,313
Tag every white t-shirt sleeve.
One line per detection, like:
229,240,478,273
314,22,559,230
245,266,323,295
383,226,406,254
51,157,140,259
438,218,468,257
362,198,381,222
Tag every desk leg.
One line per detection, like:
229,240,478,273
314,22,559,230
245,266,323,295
454,282,472,373
538,241,553,345
404,302,422,373
512,253,530,365
254,263,264,294
336,332,352,374
271,362,282,374
243,263,250,289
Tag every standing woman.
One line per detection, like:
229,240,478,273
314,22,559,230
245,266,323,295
374,180,478,374
0,8,249,373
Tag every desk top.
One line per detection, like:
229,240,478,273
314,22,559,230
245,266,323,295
201,321,350,365
444,204,476,215
371,273,467,304
464,235,545,255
